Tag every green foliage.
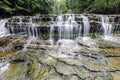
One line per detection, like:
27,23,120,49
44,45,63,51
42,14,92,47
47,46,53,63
51,0,68,14
0,0,120,18
0,0,52,17
70,0,120,14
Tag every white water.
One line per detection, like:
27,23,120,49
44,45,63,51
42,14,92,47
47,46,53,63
57,15,63,39
56,39,78,47
101,15,112,36
76,15,91,41
56,14,79,47
23,17,39,50
28,17,39,37
23,36,37,50
49,14,93,46
100,15,118,42
48,20,55,45
57,14,79,39
0,19,9,37
49,14,79,45
0,63,10,76
81,15,90,37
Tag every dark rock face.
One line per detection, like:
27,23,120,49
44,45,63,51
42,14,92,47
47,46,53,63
14,44,23,50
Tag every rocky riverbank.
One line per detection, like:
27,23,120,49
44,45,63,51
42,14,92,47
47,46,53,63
0,35,120,80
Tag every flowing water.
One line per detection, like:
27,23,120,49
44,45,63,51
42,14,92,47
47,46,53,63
23,17,39,50
49,14,80,46
0,63,10,76
0,14,120,80
0,19,9,37
100,15,118,42
101,15,112,36
56,14,80,39
82,15,90,37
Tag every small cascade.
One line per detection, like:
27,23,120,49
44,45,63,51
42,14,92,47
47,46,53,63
28,17,39,37
48,25,54,45
18,17,24,34
0,19,9,37
100,15,118,42
76,15,91,41
49,25,54,40
23,17,39,50
48,14,80,46
55,14,80,46
23,36,36,50
57,14,79,39
57,15,63,39
82,15,90,37
101,15,112,36
47,18,55,45
7,19,15,35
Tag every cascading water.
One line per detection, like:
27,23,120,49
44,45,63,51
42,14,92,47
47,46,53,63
55,14,79,39
57,15,63,39
101,15,112,36
23,17,39,50
0,19,9,37
82,15,91,41
28,17,39,37
1,15,120,80
56,14,79,46
0,62,10,76
48,14,80,46
82,15,90,37
101,15,118,42
76,15,91,41
47,18,55,45
48,14,80,55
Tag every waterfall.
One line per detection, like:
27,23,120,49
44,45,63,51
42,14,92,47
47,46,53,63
100,15,118,42
28,17,39,37
48,14,80,45
49,14,93,46
81,15,90,37
48,24,54,45
101,15,112,36
56,14,79,46
0,19,9,37
57,15,63,39
57,14,79,39
49,25,54,39
79,15,91,41
23,17,39,50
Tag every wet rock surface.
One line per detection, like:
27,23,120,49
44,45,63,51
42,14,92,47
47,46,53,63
0,35,120,80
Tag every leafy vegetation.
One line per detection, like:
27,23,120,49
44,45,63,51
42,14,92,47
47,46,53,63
0,0,120,18
51,0,68,14
0,0,52,17
69,0,120,14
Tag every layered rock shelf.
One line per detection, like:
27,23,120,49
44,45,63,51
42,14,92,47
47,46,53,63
0,35,120,80
5,14,120,36
0,14,120,80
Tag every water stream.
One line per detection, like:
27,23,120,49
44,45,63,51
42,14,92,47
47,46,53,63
0,62,10,76
0,14,120,79
23,17,39,50
0,19,9,37
101,15,118,42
